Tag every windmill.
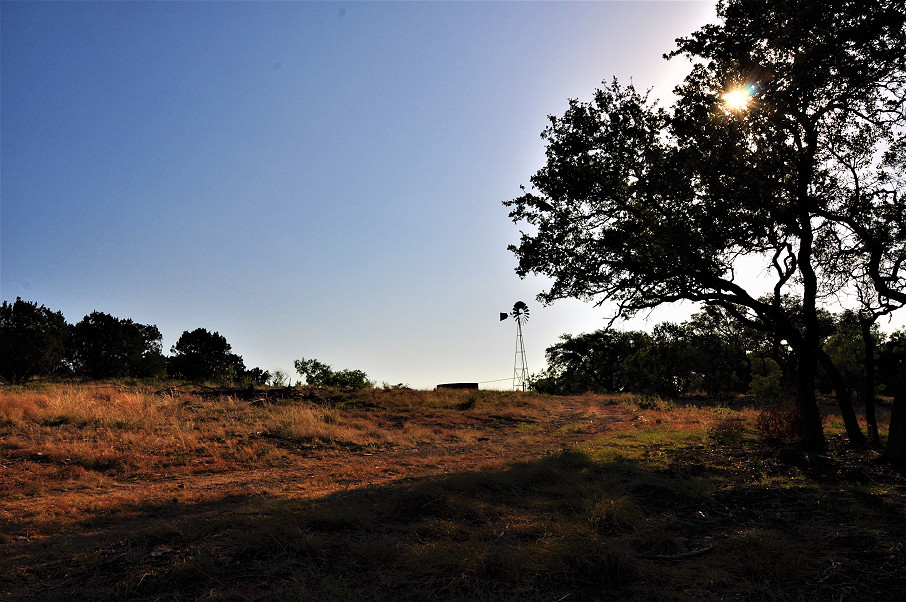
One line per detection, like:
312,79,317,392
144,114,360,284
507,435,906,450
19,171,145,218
500,301,529,391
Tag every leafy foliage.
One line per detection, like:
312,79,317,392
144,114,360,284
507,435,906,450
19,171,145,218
506,0,906,449
67,311,166,379
878,330,906,395
535,309,752,398
168,328,246,384
242,367,271,387
532,329,648,395
294,357,373,390
748,357,784,404
0,298,69,384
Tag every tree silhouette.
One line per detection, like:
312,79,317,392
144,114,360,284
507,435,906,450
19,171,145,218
294,357,372,390
0,298,69,384
68,311,165,379
168,328,245,384
506,0,906,449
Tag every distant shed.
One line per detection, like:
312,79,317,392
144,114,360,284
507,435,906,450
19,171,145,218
436,382,479,390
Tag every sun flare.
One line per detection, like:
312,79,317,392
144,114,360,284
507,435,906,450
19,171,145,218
723,87,751,111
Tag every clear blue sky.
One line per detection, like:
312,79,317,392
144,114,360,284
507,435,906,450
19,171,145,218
3,1,723,388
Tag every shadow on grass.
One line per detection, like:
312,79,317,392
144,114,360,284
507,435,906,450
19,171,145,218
3,445,906,601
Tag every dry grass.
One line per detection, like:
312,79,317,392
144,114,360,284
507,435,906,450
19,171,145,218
1,383,904,600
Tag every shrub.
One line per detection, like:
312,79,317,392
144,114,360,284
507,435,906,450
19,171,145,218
628,393,672,411
294,358,372,390
748,356,783,403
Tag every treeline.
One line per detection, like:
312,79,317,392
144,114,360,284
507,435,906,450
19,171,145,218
533,304,905,411
0,298,270,386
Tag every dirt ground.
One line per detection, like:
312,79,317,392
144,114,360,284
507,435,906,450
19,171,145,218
3,390,906,600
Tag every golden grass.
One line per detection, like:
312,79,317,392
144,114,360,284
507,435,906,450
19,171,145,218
1,383,173,428
2,383,903,601
0,384,625,534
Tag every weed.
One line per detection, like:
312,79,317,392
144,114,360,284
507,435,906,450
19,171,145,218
629,393,673,410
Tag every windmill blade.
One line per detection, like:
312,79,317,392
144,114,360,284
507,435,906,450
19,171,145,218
512,301,529,320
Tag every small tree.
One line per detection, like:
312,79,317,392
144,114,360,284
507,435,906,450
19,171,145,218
242,367,271,387
68,311,165,379
168,328,245,384
535,329,648,395
0,298,69,384
269,369,290,387
294,357,372,390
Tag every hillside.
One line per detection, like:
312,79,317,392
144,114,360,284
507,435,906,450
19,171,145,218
1,383,905,600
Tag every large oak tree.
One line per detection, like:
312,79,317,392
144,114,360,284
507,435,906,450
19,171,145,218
506,0,906,449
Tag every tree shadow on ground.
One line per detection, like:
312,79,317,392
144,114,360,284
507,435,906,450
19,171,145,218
3,444,906,601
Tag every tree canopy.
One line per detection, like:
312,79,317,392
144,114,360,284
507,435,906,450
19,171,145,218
506,0,906,449
294,357,373,390
0,298,269,385
168,328,246,384
67,311,166,379
0,298,69,384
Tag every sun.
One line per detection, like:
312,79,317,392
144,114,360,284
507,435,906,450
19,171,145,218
722,87,751,111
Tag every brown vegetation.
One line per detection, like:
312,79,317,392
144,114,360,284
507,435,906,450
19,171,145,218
1,383,904,600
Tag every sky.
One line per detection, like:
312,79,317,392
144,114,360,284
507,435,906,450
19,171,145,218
2,0,731,389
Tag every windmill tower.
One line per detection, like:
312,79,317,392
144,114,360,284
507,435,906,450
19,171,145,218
500,301,529,391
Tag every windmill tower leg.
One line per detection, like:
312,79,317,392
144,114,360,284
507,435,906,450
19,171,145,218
504,301,530,392
513,317,528,391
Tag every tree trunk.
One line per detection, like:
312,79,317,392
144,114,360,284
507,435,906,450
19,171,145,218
860,317,881,447
833,386,865,448
795,318,826,450
796,352,827,450
884,377,906,464
818,350,865,447
796,216,826,451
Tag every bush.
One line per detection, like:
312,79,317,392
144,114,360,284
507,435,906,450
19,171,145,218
748,356,783,403
242,367,271,387
628,393,672,411
294,358,373,390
